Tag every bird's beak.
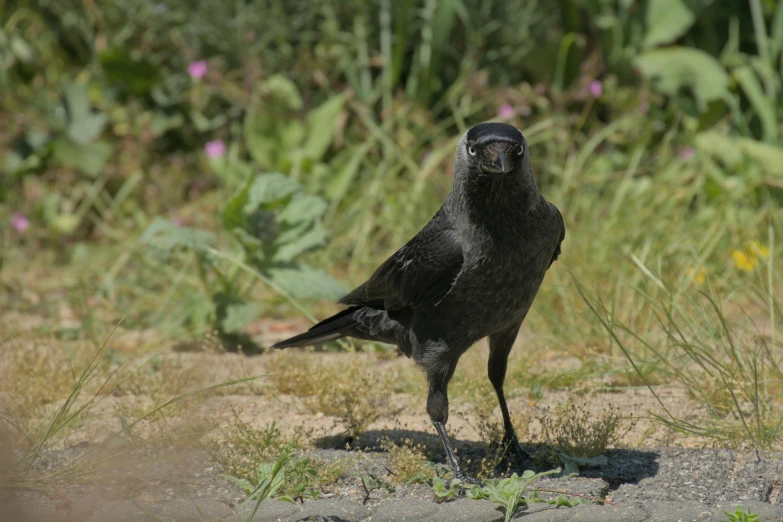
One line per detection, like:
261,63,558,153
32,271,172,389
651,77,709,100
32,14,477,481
482,152,508,174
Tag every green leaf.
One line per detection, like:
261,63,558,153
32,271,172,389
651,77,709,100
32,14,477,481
245,76,302,169
50,213,80,235
634,48,729,111
302,93,348,162
557,453,607,477
272,226,328,263
220,474,255,495
643,0,695,48
245,173,300,210
150,112,184,136
62,82,106,145
265,265,346,300
278,193,328,225
325,144,372,203
280,121,306,152
231,227,264,254
140,217,216,256
694,132,783,175
466,485,488,500
733,66,779,144
244,107,280,169
548,494,586,508
263,74,303,110
245,209,279,243
223,180,252,231
212,159,255,191
51,138,113,177
10,35,34,63
275,495,297,504
100,48,161,97
214,293,262,333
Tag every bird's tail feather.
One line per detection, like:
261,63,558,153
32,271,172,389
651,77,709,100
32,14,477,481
271,306,360,349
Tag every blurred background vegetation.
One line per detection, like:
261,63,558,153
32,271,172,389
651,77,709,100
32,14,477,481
1,0,781,353
1,0,783,474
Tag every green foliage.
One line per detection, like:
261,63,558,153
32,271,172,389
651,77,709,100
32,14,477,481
275,456,322,503
3,0,782,251
556,454,608,477
642,0,695,48
634,48,729,112
721,505,761,522
432,476,461,501
141,173,344,345
534,390,626,475
352,471,396,505
242,74,347,175
463,470,587,522
221,443,296,522
575,255,783,450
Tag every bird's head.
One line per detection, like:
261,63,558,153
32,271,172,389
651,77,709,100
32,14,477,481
456,122,529,178
450,123,539,217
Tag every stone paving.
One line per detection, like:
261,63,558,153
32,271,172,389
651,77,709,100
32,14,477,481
7,447,783,521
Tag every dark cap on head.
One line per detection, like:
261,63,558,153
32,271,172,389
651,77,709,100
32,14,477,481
466,123,523,146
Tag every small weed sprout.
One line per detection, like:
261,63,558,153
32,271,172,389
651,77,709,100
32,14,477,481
432,476,462,502
465,470,587,521
455,386,530,478
308,372,386,440
221,443,295,522
380,437,436,484
213,418,348,500
268,353,389,440
535,389,630,473
721,505,761,522
276,456,321,503
211,420,297,480
352,471,396,505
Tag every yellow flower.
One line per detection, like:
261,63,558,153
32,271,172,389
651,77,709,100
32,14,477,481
686,266,707,285
732,250,758,272
747,240,769,259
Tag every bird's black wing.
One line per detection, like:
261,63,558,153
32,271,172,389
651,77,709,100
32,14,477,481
340,209,464,311
549,203,565,266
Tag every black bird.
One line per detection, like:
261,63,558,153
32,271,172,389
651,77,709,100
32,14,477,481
273,123,565,481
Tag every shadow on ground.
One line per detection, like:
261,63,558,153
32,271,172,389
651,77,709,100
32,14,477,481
317,428,660,490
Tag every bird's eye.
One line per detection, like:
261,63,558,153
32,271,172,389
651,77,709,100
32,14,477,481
468,146,477,156
517,145,524,156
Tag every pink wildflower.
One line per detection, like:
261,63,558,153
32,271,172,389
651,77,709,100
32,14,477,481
205,140,225,158
497,103,515,119
589,80,602,99
188,60,207,79
11,213,29,233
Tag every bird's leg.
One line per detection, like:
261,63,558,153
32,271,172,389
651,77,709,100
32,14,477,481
488,325,528,469
432,421,475,483
426,363,479,484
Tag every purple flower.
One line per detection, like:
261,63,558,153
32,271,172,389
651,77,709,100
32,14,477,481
11,213,29,233
188,60,207,79
679,147,695,160
205,140,225,158
589,80,602,99
497,103,515,119
170,217,183,227
640,102,650,115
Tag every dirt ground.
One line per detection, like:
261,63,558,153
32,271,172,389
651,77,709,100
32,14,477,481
2,318,782,521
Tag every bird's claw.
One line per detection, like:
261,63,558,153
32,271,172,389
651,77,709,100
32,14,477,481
454,469,481,490
501,435,530,470
454,469,481,486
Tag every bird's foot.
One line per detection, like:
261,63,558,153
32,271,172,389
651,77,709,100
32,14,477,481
454,468,481,486
501,435,530,470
